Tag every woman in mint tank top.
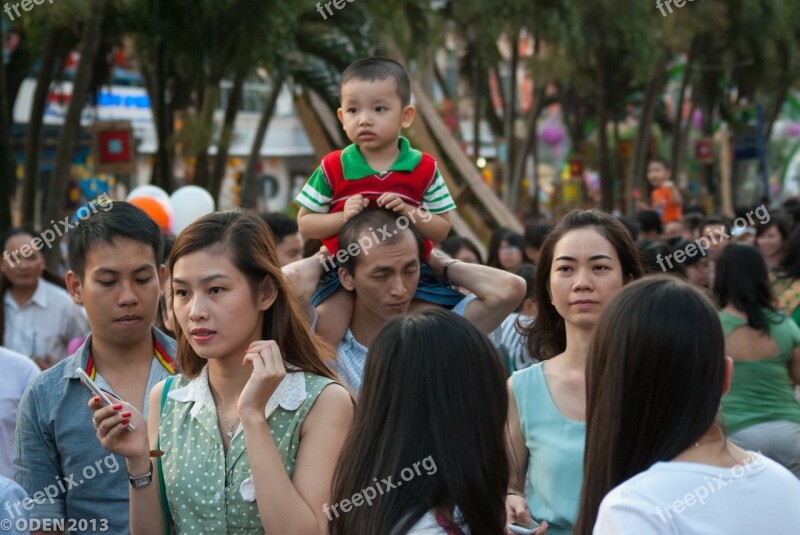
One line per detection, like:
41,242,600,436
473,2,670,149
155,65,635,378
90,211,354,534
508,210,643,534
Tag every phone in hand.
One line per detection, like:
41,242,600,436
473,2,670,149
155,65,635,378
77,368,135,432
508,519,542,535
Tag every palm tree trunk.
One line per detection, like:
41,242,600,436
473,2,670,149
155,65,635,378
192,83,219,191
151,24,173,191
0,21,15,232
596,47,613,212
501,30,520,207
241,74,283,209
511,85,545,214
209,68,245,201
22,28,65,224
670,43,696,174
628,53,669,214
43,0,107,271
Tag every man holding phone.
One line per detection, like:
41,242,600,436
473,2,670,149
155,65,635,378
13,202,177,535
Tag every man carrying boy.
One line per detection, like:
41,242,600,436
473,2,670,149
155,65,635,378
14,202,177,534
286,209,527,393
295,57,460,345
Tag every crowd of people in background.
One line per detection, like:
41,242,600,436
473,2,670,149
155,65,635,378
1,55,799,535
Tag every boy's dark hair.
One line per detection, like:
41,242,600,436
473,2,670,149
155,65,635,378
261,212,299,244
637,210,663,235
616,217,640,241
701,215,730,236
647,156,670,170
68,201,163,279
523,223,552,250
340,57,411,107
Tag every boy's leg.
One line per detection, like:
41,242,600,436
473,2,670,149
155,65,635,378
315,288,354,348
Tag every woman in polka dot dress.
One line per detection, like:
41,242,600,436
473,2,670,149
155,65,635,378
90,210,354,534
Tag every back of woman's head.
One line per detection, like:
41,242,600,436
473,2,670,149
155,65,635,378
330,309,508,534
713,244,775,332
167,210,335,378
524,209,643,360
575,276,726,534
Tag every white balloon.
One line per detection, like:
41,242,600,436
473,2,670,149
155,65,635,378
170,186,216,235
127,185,170,204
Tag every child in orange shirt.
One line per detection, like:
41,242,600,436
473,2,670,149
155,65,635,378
647,157,682,223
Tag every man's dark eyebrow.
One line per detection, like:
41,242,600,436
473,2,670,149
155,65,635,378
172,274,230,285
94,264,153,276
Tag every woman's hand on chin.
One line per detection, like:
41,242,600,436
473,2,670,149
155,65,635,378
237,340,287,420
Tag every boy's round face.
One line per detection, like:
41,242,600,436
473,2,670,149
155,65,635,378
647,162,669,187
337,78,415,156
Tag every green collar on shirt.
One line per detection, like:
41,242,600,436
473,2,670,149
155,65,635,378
341,136,422,180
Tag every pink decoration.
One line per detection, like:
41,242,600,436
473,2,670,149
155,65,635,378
787,123,800,137
692,109,703,130
540,124,566,146
67,336,86,356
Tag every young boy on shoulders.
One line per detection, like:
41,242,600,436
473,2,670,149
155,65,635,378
296,57,460,346
14,202,177,535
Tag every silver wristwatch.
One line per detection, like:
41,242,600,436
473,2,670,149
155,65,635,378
129,461,153,488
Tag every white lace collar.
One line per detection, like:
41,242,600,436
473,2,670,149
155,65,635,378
168,364,307,421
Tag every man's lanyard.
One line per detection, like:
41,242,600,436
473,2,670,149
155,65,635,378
85,335,176,380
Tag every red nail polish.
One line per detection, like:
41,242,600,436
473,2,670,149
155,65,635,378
93,396,99,403
121,412,132,418
121,419,130,425
113,404,123,410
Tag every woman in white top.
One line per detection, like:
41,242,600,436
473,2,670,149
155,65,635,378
574,276,800,534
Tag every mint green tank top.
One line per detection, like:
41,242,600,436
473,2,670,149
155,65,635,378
512,362,586,535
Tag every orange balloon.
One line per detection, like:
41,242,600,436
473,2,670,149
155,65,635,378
130,196,170,232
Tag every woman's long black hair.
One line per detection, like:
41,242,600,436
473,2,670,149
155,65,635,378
330,309,509,534
714,244,780,333
575,277,727,534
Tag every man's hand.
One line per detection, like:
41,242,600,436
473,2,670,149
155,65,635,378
376,192,411,215
343,195,369,221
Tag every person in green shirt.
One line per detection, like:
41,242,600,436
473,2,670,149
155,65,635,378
714,244,800,477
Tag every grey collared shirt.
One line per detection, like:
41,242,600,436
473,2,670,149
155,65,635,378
13,328,176,533
331,294,479,394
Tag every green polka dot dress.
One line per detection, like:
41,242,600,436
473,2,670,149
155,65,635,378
159,366,334,534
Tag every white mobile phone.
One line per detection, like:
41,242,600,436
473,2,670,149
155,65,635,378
77,368,135,432
508,520,541,535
